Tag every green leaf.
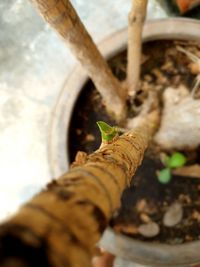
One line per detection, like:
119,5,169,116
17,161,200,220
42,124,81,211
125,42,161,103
96,121,117,142
157,168,171,184
168,152,187,168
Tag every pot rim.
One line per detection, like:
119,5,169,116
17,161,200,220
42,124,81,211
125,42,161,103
48,18,200,266
100,227,200,267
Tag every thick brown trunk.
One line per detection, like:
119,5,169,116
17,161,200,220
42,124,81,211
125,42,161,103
127,0,148,97
30,0,126,122
0,113,157,267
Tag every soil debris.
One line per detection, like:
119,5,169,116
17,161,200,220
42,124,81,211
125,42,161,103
85,134,95,142
138,222,160,238
163,202,183,227
136,199,148,212
178,194,191,204
192,210,200,222
114,224,138,235
188,62,200,75
140,213,151,223
136,199,157,215
76,129,82,135
152,68,168,85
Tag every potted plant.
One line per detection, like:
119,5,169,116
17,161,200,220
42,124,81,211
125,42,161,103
44,0,200,265
49,19,200,267
0,1,199,267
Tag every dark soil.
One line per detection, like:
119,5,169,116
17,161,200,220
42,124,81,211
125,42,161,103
68,40,200,244
110,149,200,244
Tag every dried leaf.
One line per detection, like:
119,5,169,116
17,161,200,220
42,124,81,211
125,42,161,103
173,164,200,178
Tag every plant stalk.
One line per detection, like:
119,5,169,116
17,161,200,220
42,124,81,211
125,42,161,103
127,0,148,98
0,112,158,267
30,0,127,122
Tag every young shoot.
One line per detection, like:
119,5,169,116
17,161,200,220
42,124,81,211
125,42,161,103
157,152,187,184
96,121,118,142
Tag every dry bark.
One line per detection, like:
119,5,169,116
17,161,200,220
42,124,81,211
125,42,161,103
154,85,200,149
0,113,157,267
30,0,126,122
127,0,148,97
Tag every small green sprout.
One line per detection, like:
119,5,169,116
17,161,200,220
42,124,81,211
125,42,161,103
167,152,187,168
157,168,171,184
157,152,187,184
96,121,118,142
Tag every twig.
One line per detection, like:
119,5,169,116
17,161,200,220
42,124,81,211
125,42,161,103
177,46,200,63
30,0,126,122
177,46,200,98
173,164,200,178
127,0,148,98
191,74,200,98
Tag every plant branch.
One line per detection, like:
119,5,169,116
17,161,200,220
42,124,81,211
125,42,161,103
127,0,148,98
0,113,158,267
30,0,126,122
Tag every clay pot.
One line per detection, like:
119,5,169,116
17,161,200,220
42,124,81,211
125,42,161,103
49,18,200,267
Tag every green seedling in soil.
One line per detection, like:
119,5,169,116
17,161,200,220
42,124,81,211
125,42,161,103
157,152,187,184
96,121,118,142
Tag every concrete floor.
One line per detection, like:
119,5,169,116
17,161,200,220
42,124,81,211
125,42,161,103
0,0,169,220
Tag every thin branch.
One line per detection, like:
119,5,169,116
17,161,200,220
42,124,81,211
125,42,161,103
30,0,127,122
191,74,200,98
177,46,200,98
177,46,200,63
127,0,148,98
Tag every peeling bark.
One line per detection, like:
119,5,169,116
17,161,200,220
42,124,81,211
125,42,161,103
30,0,126,122
0,113,157,267
127,0,148,97
154,86,200,149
